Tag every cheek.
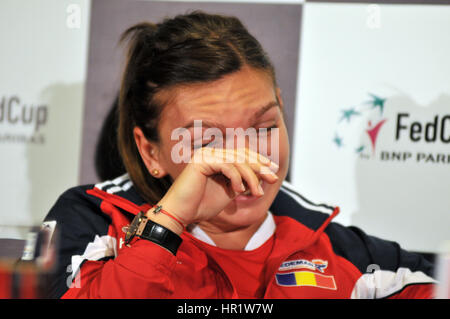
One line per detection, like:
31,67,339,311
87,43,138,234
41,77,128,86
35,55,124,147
280,128,290,167
158,141,189,179
268,124,290,169
268,126,290,185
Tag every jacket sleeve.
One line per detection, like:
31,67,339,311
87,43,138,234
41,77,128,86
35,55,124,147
43,187,178,299
325,223,437,299
62,240,177,299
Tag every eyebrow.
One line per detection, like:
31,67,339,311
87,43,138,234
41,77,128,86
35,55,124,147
182,101,279,130
253,101,279,120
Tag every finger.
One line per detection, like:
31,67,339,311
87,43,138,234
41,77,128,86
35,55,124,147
207,150,262,196
201,152,246,194
232,162,264,196
235,148,279,173
224,148,278,182
197,146,278,173
210,150,273,196
248,162,279,184
201,148,278,189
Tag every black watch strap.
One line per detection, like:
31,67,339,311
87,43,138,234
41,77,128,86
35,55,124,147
138,219,182,255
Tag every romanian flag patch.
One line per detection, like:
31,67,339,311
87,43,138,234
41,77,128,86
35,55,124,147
275,271,337,290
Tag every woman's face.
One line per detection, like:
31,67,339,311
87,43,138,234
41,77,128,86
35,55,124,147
149,66,290,229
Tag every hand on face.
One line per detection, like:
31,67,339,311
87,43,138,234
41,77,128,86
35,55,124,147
156,147,279,227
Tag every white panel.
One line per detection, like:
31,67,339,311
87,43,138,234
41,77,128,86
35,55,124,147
0,0,90,238
292,3,450,252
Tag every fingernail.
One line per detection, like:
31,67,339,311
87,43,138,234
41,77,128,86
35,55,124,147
240,183,246,192
258,155,270,164
258,184,264,195
259,166,272,175
269,162,279,173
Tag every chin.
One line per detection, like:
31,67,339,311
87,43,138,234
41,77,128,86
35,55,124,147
216,188,277,229
221,208,266,228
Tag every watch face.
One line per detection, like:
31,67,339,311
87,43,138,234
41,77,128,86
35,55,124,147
124,212,145,244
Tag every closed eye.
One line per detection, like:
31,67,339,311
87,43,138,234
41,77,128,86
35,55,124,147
257,125,278,134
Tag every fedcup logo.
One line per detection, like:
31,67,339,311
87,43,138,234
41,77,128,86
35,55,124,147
333,93,388,158
333,92,450,164
0,95,48,144
170,120,279,173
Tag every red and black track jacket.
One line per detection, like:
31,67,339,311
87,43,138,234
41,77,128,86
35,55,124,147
43,175,436,298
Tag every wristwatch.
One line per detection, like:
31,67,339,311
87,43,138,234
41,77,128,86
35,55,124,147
123,212,182,255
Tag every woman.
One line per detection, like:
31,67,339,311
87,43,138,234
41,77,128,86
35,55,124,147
44,11,435,299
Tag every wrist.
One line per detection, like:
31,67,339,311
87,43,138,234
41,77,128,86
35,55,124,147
124,211,182,255
146,203,186,236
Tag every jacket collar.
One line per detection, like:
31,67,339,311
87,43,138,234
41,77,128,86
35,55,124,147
189,211,277,251
270,180,338,232
88,174,339,237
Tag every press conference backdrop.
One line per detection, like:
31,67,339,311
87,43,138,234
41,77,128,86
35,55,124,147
0,0,449,254
291,2,450,252
0,0,90,238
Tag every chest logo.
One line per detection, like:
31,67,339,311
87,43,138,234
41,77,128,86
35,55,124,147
279,259,328,273
275,271,337,290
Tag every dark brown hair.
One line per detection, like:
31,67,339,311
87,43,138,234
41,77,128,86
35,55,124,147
118,11,276,203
